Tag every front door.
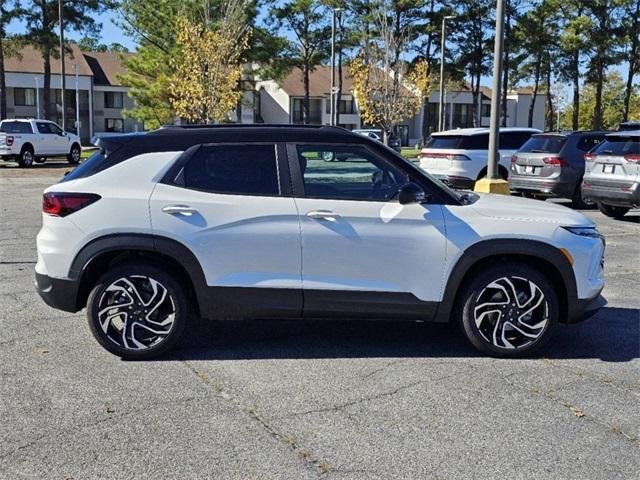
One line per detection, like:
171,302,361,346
150,143,302,318
290,143,448,318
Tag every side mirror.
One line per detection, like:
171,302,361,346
398,182,427,205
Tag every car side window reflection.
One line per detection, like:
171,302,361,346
296,145,405,201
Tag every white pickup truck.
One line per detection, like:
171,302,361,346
0,119,81,168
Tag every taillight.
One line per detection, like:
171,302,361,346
624,154,640,163
423,152,471,161
42,192,100,217
543,156,567,167
511,154,518,164
584,153,596,162
5,135,14,146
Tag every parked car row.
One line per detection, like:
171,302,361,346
419,126,639,218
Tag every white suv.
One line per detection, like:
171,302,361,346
419,127,540,189
35,125,605,359
0,119,82,167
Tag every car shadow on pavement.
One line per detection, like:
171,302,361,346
166,307,639,363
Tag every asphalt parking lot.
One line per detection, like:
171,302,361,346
1,159,638,479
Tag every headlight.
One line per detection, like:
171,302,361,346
562,226,601,239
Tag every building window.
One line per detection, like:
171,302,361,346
14,88,36,106
324,98,356,114
105,118,124,132
481,104,491,117
104,91,124,109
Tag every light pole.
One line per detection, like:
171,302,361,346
330,7,343,126
475,0,509,194
34,77,40,120
58,0,66,128
73,64,80,136
438,15,455,132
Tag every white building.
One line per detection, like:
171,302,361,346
2,44,143,142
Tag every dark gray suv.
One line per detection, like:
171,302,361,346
509,131,608,208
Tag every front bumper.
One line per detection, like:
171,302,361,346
567,292,607,323
582,180,640,207
509,175,575,198
35,272,81,313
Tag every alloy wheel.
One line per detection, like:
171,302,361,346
473,276,549,350
97,275,175,350
71,148,81,163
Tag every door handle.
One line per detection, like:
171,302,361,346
307,210,341,221
162,205,198,216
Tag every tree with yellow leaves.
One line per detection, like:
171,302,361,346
170,0,250,124
349,2,422,145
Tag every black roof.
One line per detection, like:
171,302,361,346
534,130,612,137
94,124,368,151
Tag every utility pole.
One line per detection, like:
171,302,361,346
35,77,40,119
58,0,66,129
475,0,510,194
438,16,455,132
74,64,80,136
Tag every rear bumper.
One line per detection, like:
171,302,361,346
582,180,640,207
35,272,81,313
509,175,575,198
567,292,607,323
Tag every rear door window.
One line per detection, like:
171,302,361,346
518,135,566,153
576,135,605,152
181,144,280,196
501,131,534,150
0,121,33,134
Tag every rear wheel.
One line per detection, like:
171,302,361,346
572,186,595,209
456,263,558,357
67,144,81,164
18,146,34,168
86,263,188,360
597,203,629,218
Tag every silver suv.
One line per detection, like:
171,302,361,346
509,131,608,208
582,131,640,218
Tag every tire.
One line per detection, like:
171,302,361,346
17,146,34,168
34,157,46,164
597,203,629,218
456,263,558,358
67,144,81,164
321,151,335,162
86,263,188,360
571,185,594,209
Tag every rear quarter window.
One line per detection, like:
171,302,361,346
501,131,534,150
0,121,33,134
426,134,489,150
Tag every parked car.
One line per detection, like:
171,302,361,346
419,127,540,190
0,119,81,167
353,128,402,152
36,125,605,359
617,121,640,131
582,130,640,218
509,131,608,208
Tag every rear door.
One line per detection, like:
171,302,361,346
149,143,302,317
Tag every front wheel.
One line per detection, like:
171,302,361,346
67,144,81,164
597,203,629,218
86,263,188,359
456,263,558,357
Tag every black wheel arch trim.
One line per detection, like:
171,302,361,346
68,233,209,313
434,239,579,323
